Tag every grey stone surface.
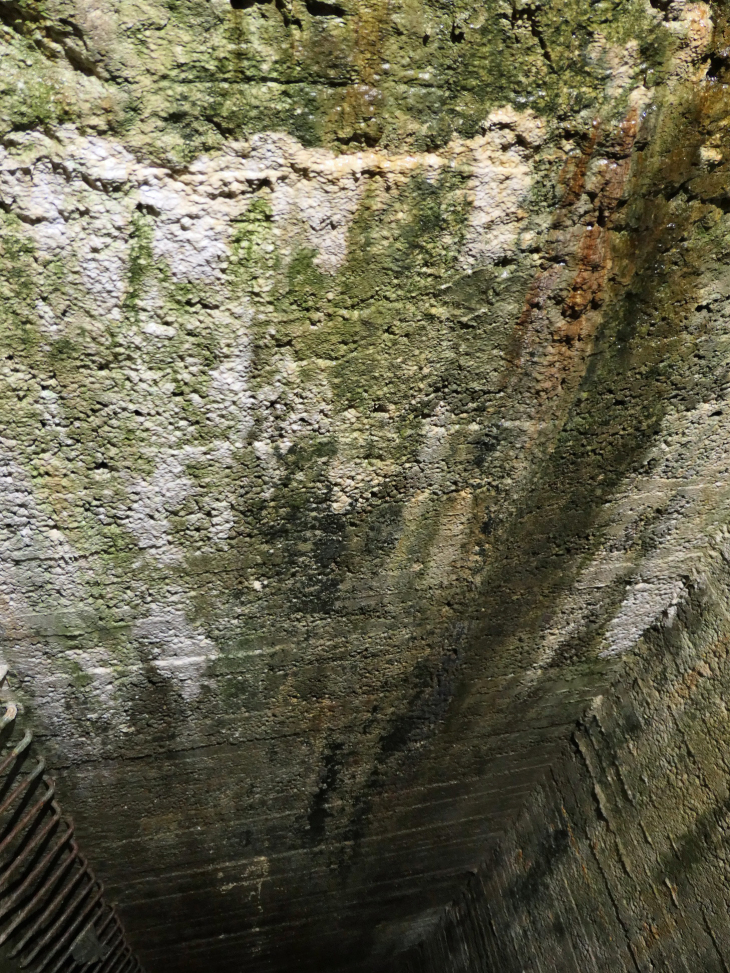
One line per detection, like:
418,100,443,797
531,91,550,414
1,1,729,972
393,557,730,971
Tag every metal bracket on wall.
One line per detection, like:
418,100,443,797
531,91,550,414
0,702,144,973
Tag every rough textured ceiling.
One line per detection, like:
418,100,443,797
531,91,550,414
0,0,728,971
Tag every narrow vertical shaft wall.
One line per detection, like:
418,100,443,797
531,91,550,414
391,558,730,973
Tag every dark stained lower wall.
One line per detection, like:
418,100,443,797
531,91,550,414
392,555,730,973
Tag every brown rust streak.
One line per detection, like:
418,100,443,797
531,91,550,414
504,109,640,411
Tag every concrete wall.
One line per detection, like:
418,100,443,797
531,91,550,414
393,554,730,972
2,2,730,972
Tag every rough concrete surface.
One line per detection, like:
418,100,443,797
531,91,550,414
391,562,730,972
1,0,730,971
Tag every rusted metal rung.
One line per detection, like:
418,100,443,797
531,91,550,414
93,912,123,959
0,730,32,776
55,904,115,973
101,928,131,971
5,846,82,953
104,945,132,973
0,759,45,820
0,810,68,904
92,906,116,943
116,957,137,973
0,817,70,924
13,861,90,964
0,731,32,783
92,919,125,973
0,778,55,858
0,704,17,734
0,717,143,973
92,935,124,973
34,883,105,973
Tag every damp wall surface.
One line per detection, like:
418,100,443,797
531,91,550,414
391,558,730,973
2,1,730,972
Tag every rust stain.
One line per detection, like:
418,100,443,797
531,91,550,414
502,108,641,419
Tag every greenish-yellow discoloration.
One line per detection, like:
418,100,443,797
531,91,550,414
1,1,725,970
1,0,667,158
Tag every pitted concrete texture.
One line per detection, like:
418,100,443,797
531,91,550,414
391,561,730,972
1,1,729,972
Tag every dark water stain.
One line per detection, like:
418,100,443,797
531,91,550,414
307,743,344,843
332,21,730,869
